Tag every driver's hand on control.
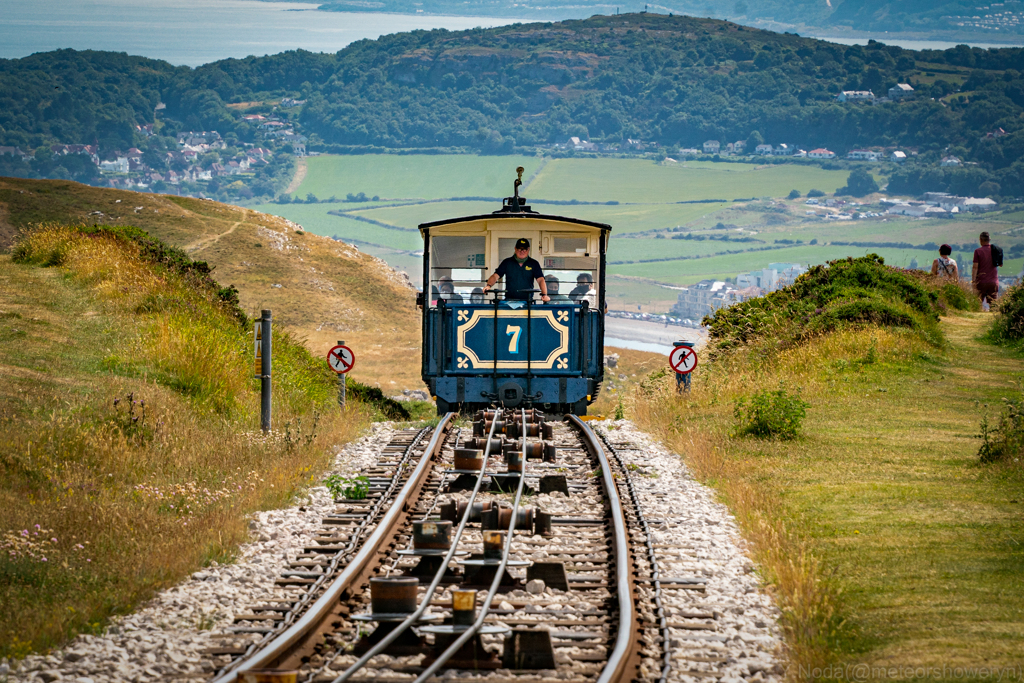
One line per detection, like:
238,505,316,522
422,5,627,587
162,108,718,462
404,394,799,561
541,295,550,303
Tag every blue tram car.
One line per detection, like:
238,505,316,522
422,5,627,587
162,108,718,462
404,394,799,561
418,170,611,416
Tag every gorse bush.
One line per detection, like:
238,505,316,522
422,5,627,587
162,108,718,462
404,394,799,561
734,384,809,440
704,255,946,357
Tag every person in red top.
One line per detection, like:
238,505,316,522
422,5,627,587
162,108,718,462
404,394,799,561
972,231,999,307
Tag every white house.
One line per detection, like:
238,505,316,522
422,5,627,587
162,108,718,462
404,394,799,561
569,136,596,151
99,157,129,173
808,148,836,159
772,144,793,156
941,156,962,167
703,140,721,154
847,149,880,161
891,151,907,162
837,91,875,103
888,83,915,100
755,144,773,155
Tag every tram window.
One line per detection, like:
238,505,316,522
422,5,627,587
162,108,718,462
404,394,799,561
553,237,588,254
430,236,487,306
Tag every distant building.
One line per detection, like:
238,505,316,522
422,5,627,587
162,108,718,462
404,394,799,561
755,144,773,155
568,136,596,151
670,280,740,321
888,83,915,100
986,128,1007,139
0,146,29,160
891,150,907,162
847,149,880,161
772,144,793,156
703,140,721,154
99,157,129,173
837,90,876,103
280,97,306,108
808,148,836,159
941,155,962,167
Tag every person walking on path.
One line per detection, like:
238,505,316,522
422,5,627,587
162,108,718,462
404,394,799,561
483,237,549,302
973,232,999,308
931,244,959,280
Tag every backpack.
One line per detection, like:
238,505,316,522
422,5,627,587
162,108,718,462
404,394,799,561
991,244,1004,268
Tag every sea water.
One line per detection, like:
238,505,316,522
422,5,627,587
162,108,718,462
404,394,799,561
0,0,513,66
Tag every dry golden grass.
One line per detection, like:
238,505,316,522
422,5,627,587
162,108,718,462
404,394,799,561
632,320,1024,677
0,177,424,392
0,224,369,657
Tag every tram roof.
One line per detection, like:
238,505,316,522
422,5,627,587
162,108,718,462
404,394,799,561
418,210,613,235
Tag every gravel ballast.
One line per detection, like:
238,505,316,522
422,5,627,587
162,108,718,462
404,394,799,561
4,419,784,683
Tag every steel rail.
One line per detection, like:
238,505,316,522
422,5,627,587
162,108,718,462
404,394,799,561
598,430,670,683
566,415,641,683
411,408,529,682
211,414,455,683
330,409,505,683
215,426,432,678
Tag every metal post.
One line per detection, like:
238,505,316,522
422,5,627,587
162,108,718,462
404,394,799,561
337,339,346,410
261,309,272,432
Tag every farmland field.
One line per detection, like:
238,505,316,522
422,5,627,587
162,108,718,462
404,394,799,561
261,153,1024,310
526,158,850,203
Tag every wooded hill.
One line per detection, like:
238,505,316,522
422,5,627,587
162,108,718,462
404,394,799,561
5,15,1024,192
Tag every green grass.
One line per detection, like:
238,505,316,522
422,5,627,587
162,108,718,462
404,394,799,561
527,158,851,203
250,202,423,251
635,315,1024,674
0,224,369,657
293,154,538,201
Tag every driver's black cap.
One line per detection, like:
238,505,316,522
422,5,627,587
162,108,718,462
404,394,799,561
515,238,530,250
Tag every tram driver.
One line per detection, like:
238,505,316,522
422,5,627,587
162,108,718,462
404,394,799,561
482,238,550,303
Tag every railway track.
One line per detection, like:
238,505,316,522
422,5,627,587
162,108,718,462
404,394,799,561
203,410,656,683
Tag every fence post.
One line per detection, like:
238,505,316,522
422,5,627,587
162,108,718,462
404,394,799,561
337,339,346,410
261,310,272,432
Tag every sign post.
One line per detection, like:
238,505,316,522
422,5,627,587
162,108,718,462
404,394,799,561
669,341,697,393
255,310,272,432
327,343,356,410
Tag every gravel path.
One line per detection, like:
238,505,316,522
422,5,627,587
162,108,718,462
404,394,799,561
4,419,785,683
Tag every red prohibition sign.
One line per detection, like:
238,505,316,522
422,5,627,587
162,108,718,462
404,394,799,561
327,345,355,374
669,346,698,375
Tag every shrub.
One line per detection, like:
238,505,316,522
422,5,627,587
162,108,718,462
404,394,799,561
734,384,809,440
788,189,801,199
807,189,825,198
988,284,1024,343
978,393,1024,463
705,254,942,356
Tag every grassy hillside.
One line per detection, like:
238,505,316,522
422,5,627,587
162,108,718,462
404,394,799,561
630,258,1024,671
0,177,424,391
0,222,371,657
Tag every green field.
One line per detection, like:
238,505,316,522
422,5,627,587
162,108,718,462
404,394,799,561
610,245,1024,286
527,158,850,203
266,154,1024,308
293,154,539,201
